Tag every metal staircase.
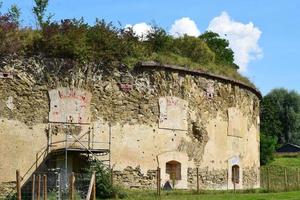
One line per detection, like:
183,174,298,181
20,122,112,186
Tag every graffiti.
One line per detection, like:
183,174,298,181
166,97,179,106
119,83,133,92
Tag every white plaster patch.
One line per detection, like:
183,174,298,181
48,88,92,124
230,155,240,165
159,97,188,131
228,107,243,137
206,82,215,99
6,96,14,110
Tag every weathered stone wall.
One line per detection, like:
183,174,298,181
0,56,261,191
188,168,228,190
243,166,260,189
113,166,157,189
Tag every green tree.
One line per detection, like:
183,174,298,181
199,31,235,67
261,88,300,145
145,25,173,52
260,132,277,165
8,4,20,26
32,0,49,28
172,35,215,65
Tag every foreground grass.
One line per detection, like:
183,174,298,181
117,190,300,200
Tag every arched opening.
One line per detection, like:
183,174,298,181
232,165,240,184
166,160,181,187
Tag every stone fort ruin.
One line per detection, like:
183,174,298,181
0,56,261,193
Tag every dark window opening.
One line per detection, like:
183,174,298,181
232,165,240,184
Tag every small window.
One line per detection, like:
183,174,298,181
0,72,13,79
232,165,240,184
166,160,181,181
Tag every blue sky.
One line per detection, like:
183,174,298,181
2,0,300,95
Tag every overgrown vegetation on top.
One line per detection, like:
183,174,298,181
0,0,253,85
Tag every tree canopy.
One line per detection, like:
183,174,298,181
261,88,300,144
260,88,300,165
199,31,235,68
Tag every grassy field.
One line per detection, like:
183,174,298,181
268,156,300,168
120,190,300,200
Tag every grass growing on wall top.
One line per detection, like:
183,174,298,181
0,12,254,86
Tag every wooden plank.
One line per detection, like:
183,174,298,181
43,175,47,200
157,167,161,196
93,174,96,200
297,168,299,189
86,172,96,200
37,175,41,200
267,167,270,191
32,174,35,200
284,168,288,191
16,170,21,200
196,168,199,193
69,172,75,200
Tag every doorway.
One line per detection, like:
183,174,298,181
232,164,240,184
166,160,181,187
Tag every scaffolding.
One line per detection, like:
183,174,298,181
18,121,111,199
46,122,112,186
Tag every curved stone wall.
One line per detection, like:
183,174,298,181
0,56,261,190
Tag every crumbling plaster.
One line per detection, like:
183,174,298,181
0,56,260,189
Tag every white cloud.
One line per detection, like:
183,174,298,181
125,22,152,41
207,12,262,72
170,17,200,38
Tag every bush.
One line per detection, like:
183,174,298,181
260,132,277,165
0,14,22,56
172,35,215,65
85,160,126,199
34,18,89,61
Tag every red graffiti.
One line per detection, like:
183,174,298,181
58,90,89,103
166,98,178,106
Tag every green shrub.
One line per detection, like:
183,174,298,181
85,160,126,199
260,132,277,165
172,35,215,65
0,14,22,56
